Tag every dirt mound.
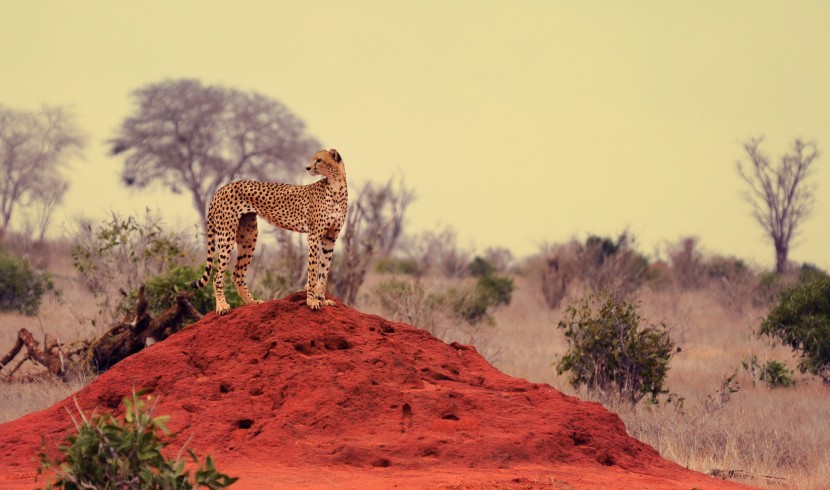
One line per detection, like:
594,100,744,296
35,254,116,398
0,293,748,488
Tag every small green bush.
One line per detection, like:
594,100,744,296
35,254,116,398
556,292,676,404
448,274,514,325
375,257,421,276
467,256,495,278
742,355,797,388
38,390,237,489
759,276,830,382
0,251,53,315
760,360,797,388
120,265,242,318
798,263,829,284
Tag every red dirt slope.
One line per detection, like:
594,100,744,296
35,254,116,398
0,293,749,489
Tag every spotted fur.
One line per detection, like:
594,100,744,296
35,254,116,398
191,149,348,314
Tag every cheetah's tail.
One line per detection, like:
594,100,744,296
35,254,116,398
191,225,216,290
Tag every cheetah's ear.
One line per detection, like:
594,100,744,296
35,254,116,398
329,148,342,163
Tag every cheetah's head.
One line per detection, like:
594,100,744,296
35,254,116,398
307,148,345,181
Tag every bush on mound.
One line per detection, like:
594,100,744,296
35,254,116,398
38,390,237,489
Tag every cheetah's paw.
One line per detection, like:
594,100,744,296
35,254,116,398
307,295,322,310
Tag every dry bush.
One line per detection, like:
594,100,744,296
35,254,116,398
70,210,196,322
1,232,66,270
530,233,649,309
372,276,443,334
665,236,704,290
401,226,472,278
658,236,800,315
370,273,508,364
481,246,514,274
331,177,414,304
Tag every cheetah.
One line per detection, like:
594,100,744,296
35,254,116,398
191,148,348,314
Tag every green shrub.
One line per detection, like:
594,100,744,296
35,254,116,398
798,263,829,284
374,257,421,276
760,360,797,388
448,274,514,325
120,265,242,318
467,256,495,278
38,390,237,489
556,292,676,404
742,355,797,388
0,251,53,315
759,276,830,382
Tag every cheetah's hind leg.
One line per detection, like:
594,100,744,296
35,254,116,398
233,212,264,306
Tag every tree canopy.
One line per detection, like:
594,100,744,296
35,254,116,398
110,79,321,229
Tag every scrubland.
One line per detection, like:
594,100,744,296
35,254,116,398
484,280,830,489
1,238,828,489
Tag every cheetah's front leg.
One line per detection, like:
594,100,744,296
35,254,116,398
314,233,338,307
306,233,322,310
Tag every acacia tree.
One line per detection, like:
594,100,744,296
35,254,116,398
737,137,820,273
0,106,84,240
109,79,321,230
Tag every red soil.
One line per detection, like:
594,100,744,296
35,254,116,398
0,293,750,489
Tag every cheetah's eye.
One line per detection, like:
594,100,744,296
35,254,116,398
316,158,321,163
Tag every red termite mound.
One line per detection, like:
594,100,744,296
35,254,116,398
0,293,748,489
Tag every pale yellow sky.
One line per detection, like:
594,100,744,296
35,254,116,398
2,1,829,269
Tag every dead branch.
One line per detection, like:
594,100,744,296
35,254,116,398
0,328,64,378
1,285,202,381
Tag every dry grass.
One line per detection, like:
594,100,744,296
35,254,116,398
0,376,92,424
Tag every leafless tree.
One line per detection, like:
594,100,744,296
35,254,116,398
331,177,415,304
403,226,472,278
28,178,69,243
737,137,820,273
0,106,84,240
109,79,321,230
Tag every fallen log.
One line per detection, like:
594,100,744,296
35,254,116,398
0,285,202,381
86,285,202,371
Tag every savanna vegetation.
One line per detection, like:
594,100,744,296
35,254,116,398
1,82,827,488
